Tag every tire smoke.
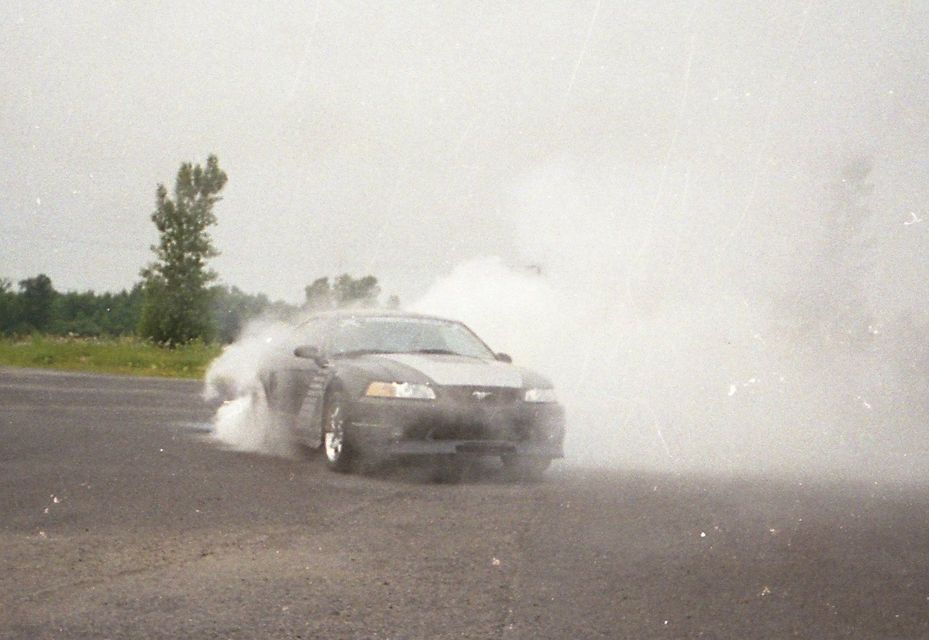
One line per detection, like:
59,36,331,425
411,160,929,481
203,320,302,457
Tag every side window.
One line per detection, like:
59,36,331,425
329,319,367,354
298,319,327,349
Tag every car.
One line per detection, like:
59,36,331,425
259,310,565,480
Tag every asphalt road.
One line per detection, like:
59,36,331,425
2,367,929,639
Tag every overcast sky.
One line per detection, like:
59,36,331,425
2,1,928,304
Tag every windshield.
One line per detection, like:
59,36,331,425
327,317,495,360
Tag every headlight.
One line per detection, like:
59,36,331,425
365,381,436,400
524,388,557,403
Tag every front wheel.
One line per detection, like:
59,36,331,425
323,391,355,472
501,455,551,482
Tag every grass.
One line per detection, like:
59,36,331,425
0,336,222,379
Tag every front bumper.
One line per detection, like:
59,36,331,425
378,439,563,457
346,394,565,458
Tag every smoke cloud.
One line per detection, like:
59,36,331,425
188,2,929,481
204,320,302,457
202,152,929,485
412,158,929,481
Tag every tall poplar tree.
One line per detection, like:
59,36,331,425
139,155,227,344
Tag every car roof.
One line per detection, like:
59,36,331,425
301,308,456,323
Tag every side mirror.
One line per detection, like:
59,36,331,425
293,345,328,368
495,352,512,363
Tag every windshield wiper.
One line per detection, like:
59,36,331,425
409,348,479,357
330,349,396,358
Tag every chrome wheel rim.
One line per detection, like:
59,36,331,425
325,404,343,462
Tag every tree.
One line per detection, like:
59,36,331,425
334,274,380,307
50,285,144,337
304,277,334,311
778,155,881,450
139,155,227,345
789,155,875,352
303,274,383,310
0,278,21,335
18,274,56,333
211,285,270,343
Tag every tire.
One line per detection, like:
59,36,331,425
501,455,550,482
323,390,356,473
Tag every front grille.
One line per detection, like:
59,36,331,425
441,386,520,406
424,419,494,441
394,386,558,444
404,413,533,442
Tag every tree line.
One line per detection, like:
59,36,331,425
0,274,393,344
2,154,398,345
0,275,143,338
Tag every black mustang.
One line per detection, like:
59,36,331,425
260,310,565,480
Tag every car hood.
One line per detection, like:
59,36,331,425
340,353,552,389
